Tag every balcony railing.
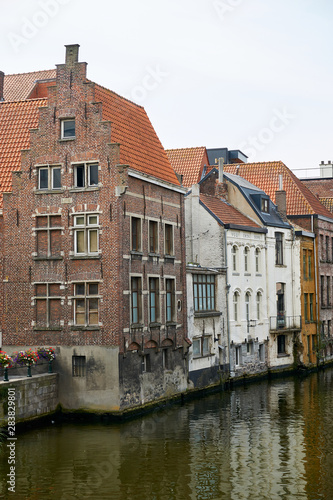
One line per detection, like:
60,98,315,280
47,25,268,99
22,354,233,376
270,314,302,331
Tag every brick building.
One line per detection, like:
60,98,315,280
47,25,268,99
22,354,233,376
0,45,188,411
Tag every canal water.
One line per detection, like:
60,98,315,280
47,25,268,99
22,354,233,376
1,369,333,500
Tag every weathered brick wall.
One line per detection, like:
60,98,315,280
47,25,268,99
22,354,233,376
0,374,58,424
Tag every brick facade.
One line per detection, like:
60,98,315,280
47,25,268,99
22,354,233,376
1,45,188,411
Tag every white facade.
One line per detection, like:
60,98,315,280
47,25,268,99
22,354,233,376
185,186,228,387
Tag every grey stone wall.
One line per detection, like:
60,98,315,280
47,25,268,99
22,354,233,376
0,373,58,424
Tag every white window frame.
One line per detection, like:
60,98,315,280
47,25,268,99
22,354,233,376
61,118,75,139
73,213,99,256
38,165,61,190
73,282,99,327
73,162,99,188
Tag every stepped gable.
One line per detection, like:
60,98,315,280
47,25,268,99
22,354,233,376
166,146,208,187
3,69,56,101
224,161,333,218
0,98,47,208
200,192,260,229
95,84,179,185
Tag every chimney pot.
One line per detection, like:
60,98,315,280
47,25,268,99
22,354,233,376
0,71,4,101
65,44,80,65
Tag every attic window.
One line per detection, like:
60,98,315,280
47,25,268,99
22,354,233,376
61,119,75,139
261,198,269,213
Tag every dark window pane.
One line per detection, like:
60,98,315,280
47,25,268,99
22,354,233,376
75,165,85,187
89,164,98,186
52,168,61,189
63,120,75,138
39,169,48,189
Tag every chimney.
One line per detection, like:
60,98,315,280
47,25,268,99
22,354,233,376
65,44,80,65
0,71,4,101
275,175,287,220
218,157,224,183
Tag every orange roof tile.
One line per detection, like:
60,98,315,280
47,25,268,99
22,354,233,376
0,98,47,208
166,147,209,187
200,193,261,229
95,84,179,186
223,161,333,218
3,70,56,101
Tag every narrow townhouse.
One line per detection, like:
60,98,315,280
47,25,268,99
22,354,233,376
0,45,188,411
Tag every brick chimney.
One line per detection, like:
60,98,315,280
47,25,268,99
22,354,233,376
65,44,80,65
275,174,287,220
0,71,4,101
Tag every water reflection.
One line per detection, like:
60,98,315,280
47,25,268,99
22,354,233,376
1,370,333,499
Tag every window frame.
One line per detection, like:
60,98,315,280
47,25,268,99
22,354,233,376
72,355,86,377
73,213,99,256
277,334,286,355
72,162,99,189
255,248,260,273
35,214,62,258
149,220,159,254
73,282,99,327
61,118,75,139
149,277,160,324
131,276,142,325
37,164,62,191
193,336,211,358
261,197,269,213
232,245,238,272
34,282,62,328
275,232,283,265
193,274,216,312
164,223,174,256
244,247,249,273
165,278,176,323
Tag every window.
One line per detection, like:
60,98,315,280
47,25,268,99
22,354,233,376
320,234,324,260
308,250,312,279
142,354,151,373
72,355,86,377
164,224,174,256
256,292,261,320
255,248,260,273
277,335,286,355
61,119,75,139
36,215,62,258
193,274,215,312
304,293,308,322
321,275,325,307
275,232,283,265
232,245,238,272
131,277,142,324
149,220,159,253
328,320,331,338
247,342,253,355
303,251,307,279
74,283,99,326
74,214,99,255
328,276,331,306
38,165,61,190
162,349,169,370
309,293,314,322
244,247,249,272
149,278,160,323
261,197,269,213
166,279,175,323
233,291,239,322
131,217,142,252
235,346,241,366
193,336,210,357
259,344,264,362
73,162,98,188
245,292,250,325
326,236,330,261
35,283,62,327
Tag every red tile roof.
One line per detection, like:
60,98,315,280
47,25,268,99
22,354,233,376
3,70,56,101
0,99,47,207
95,84,179,185
166,147,209,187
223,161,333,218
200,193,261,228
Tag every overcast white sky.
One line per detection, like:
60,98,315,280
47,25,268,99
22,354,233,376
1,0,332,177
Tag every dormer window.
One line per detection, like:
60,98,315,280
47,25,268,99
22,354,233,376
261,197,269,213
61,119,75,139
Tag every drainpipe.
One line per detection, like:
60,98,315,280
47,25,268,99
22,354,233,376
224,228,231,376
